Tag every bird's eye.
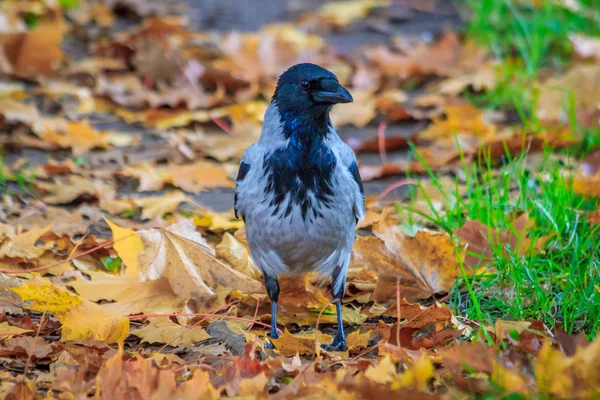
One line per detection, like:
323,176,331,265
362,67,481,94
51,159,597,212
301,79,310,89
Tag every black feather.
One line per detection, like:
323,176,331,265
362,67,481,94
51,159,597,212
234,161,250,219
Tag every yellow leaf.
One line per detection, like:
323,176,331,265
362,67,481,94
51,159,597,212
132,318,211,347
271,328,332,356
11,277,129,343
69,270,184,316
0,225,52,260
534,340,572,397
398,354,434,391
136,220,263,303
132,191,187,220
346,329,371,350
316,0,390,26
36,121,109,155
492,359,528,393
104,217,143,277
0,321,32,336
364,354,397,384
215,233,261,280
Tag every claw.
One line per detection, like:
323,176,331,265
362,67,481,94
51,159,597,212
321,335,347,352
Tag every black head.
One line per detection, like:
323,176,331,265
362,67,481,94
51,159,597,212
272,63,353,120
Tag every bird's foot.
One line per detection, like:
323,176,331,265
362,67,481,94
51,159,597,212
264,330,280,349
321,335,347,352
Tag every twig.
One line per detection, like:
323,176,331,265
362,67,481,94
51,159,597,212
0,239,114,275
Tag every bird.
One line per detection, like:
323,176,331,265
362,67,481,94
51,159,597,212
234,63,364,351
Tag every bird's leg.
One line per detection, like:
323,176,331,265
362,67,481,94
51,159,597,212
322,266,348,351
264,274,280,348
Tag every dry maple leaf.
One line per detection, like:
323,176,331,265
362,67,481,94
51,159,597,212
0,321,31,336
121,160,233,193
330,89,377,128
0,20,67,79
366,31,487,79
132,317,211,347
11,277,129,343
38,175,115,204
537,65,600,127
0,336,54,360
353,227,463,303
69,271,184,316
0,225,52,260
13,205,99,237
381,299,453,329
454,214,549,269
136,220,263,304
417,104,497,142
35,121,110,155
300,0,390,27
272,328,370,356
96,348,220,400
215,233,261,280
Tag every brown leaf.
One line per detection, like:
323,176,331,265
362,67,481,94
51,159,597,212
382,300,453,329
132,318,211,347
537,65,600,127
0,336,54,360
0,20,67,79
454,214,549,269
353,221,463,303
38,175,115,204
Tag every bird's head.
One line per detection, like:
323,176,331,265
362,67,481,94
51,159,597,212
272,63,353,122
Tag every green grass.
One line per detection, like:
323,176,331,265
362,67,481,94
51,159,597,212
395,0,600,336
0,153,36,193
403,146,600,335
463,0,600,116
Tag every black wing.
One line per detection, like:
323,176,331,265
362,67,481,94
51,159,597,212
234,161,251,219
348,161,364,224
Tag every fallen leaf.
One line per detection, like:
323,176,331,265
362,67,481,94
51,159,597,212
38,175,115,204
0,336,53,360
302,0,390,27
364,354,397,384
537,65,600,127
132,318,210,347
454,214,549,269
0,225,51,260
215,233,261,280
69,271,184,316
0,322,32,336
271,328,332,356
352,225,463,303
121,160,233,193
0,20,67,79
330,89,376,128
104,217,143,277
136,220,263,303
133,191,187,220
382,300,453,329
11,277,129,343
417,104,497,142
35,121,110,155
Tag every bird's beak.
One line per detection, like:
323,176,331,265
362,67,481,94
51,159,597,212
313,81,353,104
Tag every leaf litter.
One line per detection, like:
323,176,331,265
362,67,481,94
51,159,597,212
0,0,599,398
